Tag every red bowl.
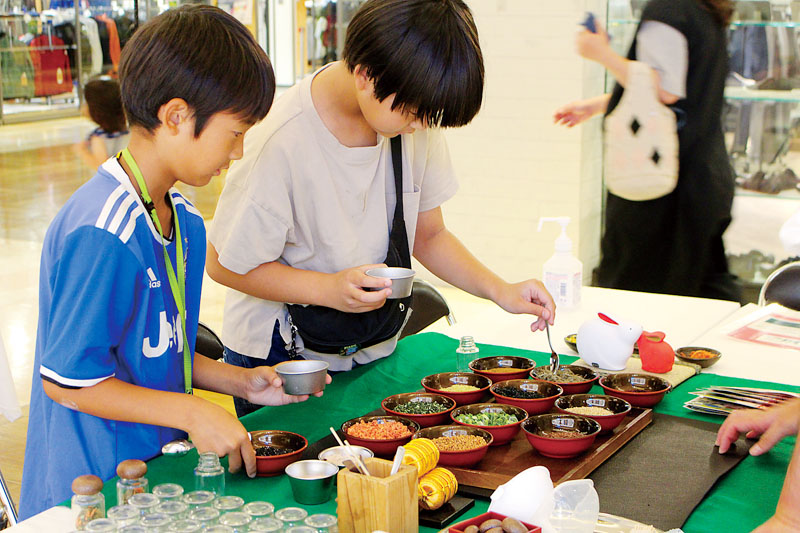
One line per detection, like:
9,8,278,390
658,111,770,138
450,403,528,446
529,365,599,394
491,379,563,415
381,392,456,428
599,373,670,408
521,414,600,459
413,425,493,468
555,394,631,434
250,430,308,477
449,512,541,533
341,415,420,457
421,372,492,405
469,356,536,383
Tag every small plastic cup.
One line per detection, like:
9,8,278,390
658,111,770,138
242,501,274,518
249,516,284,532
275,506,308,527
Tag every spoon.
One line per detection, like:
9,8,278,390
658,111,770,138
161,438,195,456
546,322,560,374
390,446,405,476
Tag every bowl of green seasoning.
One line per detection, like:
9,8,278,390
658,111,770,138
381,392,456,428
450,403,528,446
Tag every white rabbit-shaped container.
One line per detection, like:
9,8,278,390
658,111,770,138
576,313,642,371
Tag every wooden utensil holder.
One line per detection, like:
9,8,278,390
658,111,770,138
337,457,418,533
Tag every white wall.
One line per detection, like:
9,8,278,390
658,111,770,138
414,0,607,289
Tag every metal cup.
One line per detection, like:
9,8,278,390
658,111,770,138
274,360,329,395
285,460,338,505
365,267,415,299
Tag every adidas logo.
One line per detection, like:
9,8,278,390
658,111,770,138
147,268,161,289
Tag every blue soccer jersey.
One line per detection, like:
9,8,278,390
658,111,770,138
19,158,206,519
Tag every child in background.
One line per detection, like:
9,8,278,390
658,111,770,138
206,0,555,416
75,76,130,169
19,5,328,519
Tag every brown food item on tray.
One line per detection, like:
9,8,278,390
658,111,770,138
485,528,504,533
502,517,528,533
479,518,503,532
464,526,480,533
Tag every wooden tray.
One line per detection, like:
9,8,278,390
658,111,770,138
449,407,653,492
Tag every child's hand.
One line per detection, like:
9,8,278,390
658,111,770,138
716,398,800,455
243,365,332,405
492,279,556,332
326,264,392,312
575,23,610,63
187,400,258,477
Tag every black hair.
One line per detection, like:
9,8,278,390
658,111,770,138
343,0,484,128
118,4,275,137
698,0,734,25
84,76,127,133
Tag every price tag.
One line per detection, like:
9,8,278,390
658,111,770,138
555,417,576,428
631,377,647,386
587,398,605,407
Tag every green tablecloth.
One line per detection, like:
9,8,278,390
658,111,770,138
101,332,799,532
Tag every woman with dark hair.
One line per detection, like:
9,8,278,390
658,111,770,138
75,76,130,169
555,0,740,303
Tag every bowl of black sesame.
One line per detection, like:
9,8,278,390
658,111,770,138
381,392,457,428
250,430,308,477
490,379,563,415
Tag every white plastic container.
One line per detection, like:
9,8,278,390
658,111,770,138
538,217,582,310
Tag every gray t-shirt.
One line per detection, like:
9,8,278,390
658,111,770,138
637,20,688,98
208,67,459,370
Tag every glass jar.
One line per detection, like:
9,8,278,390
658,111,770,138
182,490,216,509
138,511,173,532
152,483,185,502
218,511,252,532
118,525,147,533
212,495,245,514
106,505,140,527
284,527,318,533
305,513,338,532
194,452,225,495
456,335,480,372
242,501,274,518
128,493,160,516
166,518,204,532
116,459,148,507
85,518,117,532
204,526,235,533
71,474,106,530
155,500,189,521
249,517,284,532
187,506,220,527
274,507,308,527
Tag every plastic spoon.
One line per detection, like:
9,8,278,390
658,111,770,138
390,446,405,476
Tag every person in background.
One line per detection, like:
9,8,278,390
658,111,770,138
716,398,800,532
205,0,555,417
554,0,741,303
19,5,329,520
75,76,130,169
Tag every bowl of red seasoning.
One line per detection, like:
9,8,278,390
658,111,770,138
490,379,563,415
675,346,721,369
341,415,420,457
521,413,601,458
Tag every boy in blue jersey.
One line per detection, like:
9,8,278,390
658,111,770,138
19,5,328,519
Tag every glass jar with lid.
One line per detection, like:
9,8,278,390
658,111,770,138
71,474,106,530
116,459,148,506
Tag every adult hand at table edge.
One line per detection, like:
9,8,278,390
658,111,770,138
716,398,800,455
244,366,332,405
491,278,556,332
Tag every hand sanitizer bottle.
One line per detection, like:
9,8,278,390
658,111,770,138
538,217,582,310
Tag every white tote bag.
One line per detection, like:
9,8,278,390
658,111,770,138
604,61,679,201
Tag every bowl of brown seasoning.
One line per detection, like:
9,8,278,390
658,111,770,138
469,356,536,383
529,364,599,394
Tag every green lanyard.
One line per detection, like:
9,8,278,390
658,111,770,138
120,148,193,395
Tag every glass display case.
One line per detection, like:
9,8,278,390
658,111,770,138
606,0,800,302
0,0,137,124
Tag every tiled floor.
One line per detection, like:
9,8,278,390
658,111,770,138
0,117,486,512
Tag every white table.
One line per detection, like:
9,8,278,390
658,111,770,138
688,303,800,386
425,286,742,357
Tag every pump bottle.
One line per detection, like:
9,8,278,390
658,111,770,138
537,217,582,310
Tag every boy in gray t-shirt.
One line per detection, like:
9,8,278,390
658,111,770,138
207,0,555,416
